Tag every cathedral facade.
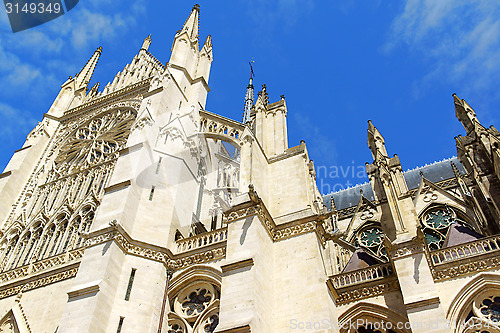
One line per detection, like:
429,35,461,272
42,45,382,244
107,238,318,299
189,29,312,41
0,5,500,333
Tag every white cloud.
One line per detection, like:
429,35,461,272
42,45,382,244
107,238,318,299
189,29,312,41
385,1,500,93
0,103,37,142
247,0,315,31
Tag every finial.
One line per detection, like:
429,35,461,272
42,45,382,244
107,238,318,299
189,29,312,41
141,34,152,51
193,4,200,10
280,94,285,100
249,59,255,80
242,61,255,124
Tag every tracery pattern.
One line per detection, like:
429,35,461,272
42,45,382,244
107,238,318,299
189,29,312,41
0,107,136,273
168,282,220,333
458,294,500,333
420,206,470,250
356,225,388,261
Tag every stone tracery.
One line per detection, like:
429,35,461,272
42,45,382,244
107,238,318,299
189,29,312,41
0,107,137,273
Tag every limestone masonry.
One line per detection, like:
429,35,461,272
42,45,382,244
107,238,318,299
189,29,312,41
0,4,500,333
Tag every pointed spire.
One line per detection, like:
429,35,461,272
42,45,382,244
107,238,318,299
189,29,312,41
367,120,388,159
75,46,102,91
257,84,269,107
141,34,151,51
243,61,255,124
453,93,479,135
178,4,200,42
203,34,212,50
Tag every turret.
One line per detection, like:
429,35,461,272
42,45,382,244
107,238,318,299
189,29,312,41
253,85,288,156
242,61,255,124
365,121,416,241
168,4,213,109
454,93,500,233
141,34,152,51
47,46,102,117
169,4,201,77
367,120,388,160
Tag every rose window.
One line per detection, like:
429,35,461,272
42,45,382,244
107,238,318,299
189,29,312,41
423,209,454,229
356,226,387,261
479,296,500,323
54,110,135,174
181,289,212,316
170,282,220,333
174,283,217,320
358,227,383,248
420,207,470,250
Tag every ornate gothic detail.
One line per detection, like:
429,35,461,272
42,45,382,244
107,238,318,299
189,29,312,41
0,265,79,300
54,108,135,176
83,223,226,271
168,281,220,333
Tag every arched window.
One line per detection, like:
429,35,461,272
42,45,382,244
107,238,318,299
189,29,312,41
355,224,388,262
420,206,477,251
40,225,55,259
168,282,220,333
0,235,18,271
22,226,42,265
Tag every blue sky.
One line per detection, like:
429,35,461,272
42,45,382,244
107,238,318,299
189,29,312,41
0,1,499,195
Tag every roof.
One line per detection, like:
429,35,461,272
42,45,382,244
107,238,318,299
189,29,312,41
322,157,466,211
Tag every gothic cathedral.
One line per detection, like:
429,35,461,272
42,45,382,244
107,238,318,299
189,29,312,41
0,5,500,333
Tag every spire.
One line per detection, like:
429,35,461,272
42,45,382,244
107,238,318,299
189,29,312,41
367,120,388,159
178,4,200,42
202,34,212,51
243,61,255,124
75,46,102,91
453,93,478,135
257,84,269,107
141,34,151,51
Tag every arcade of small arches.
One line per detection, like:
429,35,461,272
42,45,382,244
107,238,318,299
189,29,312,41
0,204,95,272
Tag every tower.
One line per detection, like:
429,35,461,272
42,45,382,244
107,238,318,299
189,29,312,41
0,5,500,333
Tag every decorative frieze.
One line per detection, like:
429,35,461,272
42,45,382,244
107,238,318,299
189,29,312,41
225,199,319,242
433,256,500,281
0,264,79,299
429,234,500,281
390,244,425,260
84,222,226,271
328,277,399,305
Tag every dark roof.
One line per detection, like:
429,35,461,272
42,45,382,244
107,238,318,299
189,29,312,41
322,157,466,211
443,222,483,248
342,248,382,273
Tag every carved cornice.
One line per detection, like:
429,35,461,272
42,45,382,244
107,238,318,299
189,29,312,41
221,258,254,275
327,277,399,305
84,222,226,271
432,255,500,281
61,80,150,120
224,201,318,242
390,243,425,260
0,263,79,299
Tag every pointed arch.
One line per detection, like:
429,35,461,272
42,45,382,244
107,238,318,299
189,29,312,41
168,264,222,297
338,302,411,333
447,273,500,328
